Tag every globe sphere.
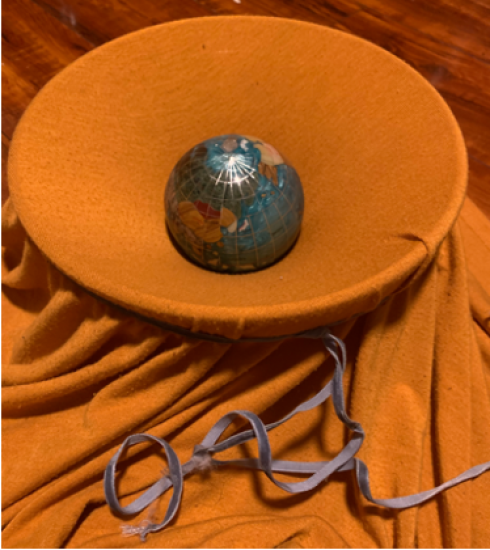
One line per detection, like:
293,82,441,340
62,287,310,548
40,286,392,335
165,134,304,273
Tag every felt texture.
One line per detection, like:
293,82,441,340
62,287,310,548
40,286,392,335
8,17,467,339
3,196,490,548
3,16,490,549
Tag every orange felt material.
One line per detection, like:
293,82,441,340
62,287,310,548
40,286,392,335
3,16,490,549
8,17,467,339
3,196,490,548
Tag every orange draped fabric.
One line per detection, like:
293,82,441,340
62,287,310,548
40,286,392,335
2,17,490,549
2,196,490,548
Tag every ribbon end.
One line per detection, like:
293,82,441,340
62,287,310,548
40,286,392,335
121,519,152,539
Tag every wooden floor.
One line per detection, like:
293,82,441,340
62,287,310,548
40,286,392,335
3,0,490,219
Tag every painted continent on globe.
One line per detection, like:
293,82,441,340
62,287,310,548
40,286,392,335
165,134,304,273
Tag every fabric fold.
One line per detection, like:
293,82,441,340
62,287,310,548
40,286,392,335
2,198,490,548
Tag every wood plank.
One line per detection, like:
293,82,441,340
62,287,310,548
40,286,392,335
467,156,490,221
3,0,93,92
2,135,11,205
119,0,212,25
32,0,213,45
2,52,39,139
193,0,355,26
350,0,490,64
445,95,490,169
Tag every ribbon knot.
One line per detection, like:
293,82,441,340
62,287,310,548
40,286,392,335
188,446,214,474
104,331,490,540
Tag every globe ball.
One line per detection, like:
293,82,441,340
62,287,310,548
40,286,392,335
164,134,304,273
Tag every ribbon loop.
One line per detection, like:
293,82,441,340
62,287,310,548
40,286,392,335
104,331,490,540
103,433,184,541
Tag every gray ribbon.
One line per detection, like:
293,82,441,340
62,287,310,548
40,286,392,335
104,330,490,541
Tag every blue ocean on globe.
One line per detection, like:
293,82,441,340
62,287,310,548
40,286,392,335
165,134,304,273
